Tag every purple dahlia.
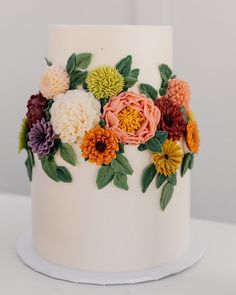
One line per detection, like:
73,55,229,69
28,118,56,158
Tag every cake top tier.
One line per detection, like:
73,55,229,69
49,25,173,88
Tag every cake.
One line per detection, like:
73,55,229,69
18,25,200,273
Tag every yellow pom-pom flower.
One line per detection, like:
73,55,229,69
153,139,183,176
86,66,124,99
18,117,28,153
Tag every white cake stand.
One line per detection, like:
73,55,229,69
16,221,205,285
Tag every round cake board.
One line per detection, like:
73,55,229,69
16,222,205,285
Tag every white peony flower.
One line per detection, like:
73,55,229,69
50,89,101,144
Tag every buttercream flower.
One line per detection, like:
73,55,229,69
187,110,196,121
166,79,191,111
186,120,200,153
26,93,48,128
103,92,160,144
39,66,70,100
81,126,119,165
153,139,183,176
50,89,100,144
28,118,56,158
155,97,187,141
86,66,124,99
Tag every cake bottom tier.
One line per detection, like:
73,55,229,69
32,146,190,272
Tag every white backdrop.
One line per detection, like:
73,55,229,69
0,0,235,223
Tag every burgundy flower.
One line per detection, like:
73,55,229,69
26,93,48,128
155,97,187,141
28,118,56,158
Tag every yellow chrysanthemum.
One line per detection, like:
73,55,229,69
153,139,183,176
118,107,144,133
86,66,124,99
18,117,28,153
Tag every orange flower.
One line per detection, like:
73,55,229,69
186,120,200,153
80,126,119,165
166,79,190,112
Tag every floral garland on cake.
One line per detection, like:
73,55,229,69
19,52,200,210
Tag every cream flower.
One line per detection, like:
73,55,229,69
50,90,101,144
39,66,70,100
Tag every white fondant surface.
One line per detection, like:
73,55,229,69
18,221,203,285
32,25,191,272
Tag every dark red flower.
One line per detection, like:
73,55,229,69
26,93,48,128
155,97,187,141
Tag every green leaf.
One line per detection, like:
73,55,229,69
100,98,108,110
159,87,166,96
139,83,158,101
96,165,115,189
156,173,167,188
112,154,133,173
155,131,168,145
44,99,54,121
160,182,174,211
115,55,132,77
82,81,88,91
69,70,88,89
59,143,77,166
181,153,192,177
75,52,92,69
159,64,172,81
49,139,60,156
66,53,76,74
99,119,106,128
117,143,124,154
125,76,138,88
25,148,34,182
41,156,59,182
141,163,157,193
45,57,52,66
27,148,34,167
114,153,133,175
56,166,72,183
129,68,140,79
18,118,28,153
138,143,147,151
114,172,129,190
168,173,177,185
146,137,162,153
25,158,32,181
189,153,194,169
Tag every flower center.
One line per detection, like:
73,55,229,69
95,141,106,152
118,107,144,133
38,133,46,142
164,153,169,160
163,114,173,127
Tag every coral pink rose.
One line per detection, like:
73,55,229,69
103,92,161,144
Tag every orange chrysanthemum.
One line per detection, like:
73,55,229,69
80,126,119,165
186,120,200,153
166,79,191,112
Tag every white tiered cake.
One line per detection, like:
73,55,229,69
31,25,191,273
